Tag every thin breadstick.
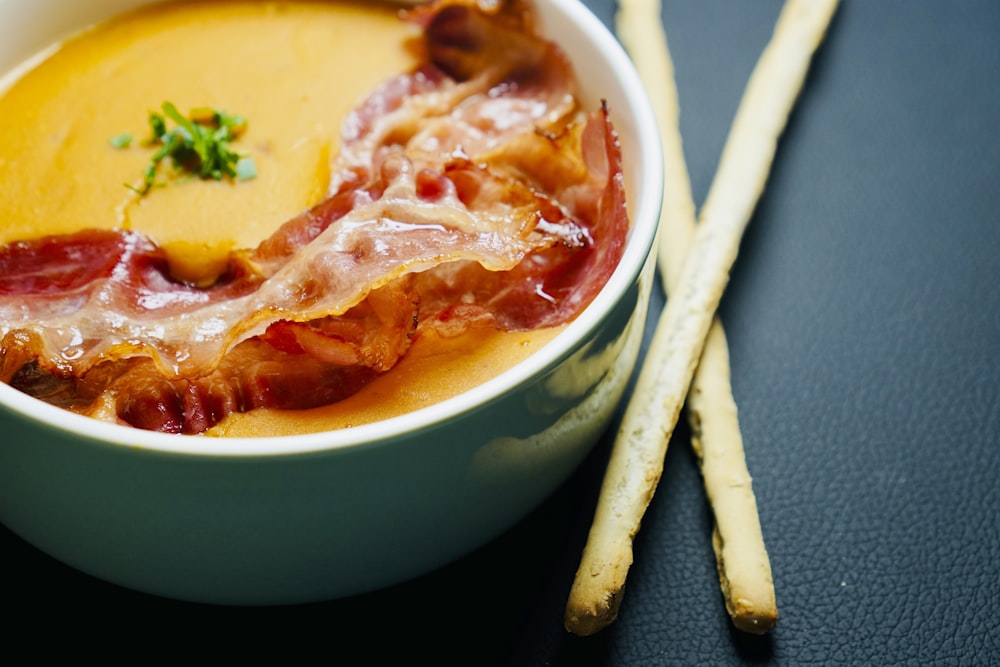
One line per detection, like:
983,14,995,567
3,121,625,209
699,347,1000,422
688,323,776,633
615,0,778,634
616,0,698,264
564,0,840,636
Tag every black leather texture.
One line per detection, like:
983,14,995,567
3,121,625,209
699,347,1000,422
3,1,998,664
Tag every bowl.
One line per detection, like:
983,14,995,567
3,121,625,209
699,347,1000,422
0,0,662,605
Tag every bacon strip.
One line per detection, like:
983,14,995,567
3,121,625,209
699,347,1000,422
0,0,629,433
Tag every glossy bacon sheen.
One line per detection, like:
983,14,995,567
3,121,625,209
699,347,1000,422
0,0,630,433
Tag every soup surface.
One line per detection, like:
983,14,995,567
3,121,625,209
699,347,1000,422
0,0,420,251
0,0,581,435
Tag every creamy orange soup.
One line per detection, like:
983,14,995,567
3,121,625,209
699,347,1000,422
0,0,563,436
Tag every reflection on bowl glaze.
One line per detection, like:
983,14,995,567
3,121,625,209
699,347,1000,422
471,276,649,483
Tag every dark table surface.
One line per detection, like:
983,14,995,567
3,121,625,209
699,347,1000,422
4,0,999,663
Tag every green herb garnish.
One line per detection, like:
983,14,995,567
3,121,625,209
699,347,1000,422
108,133,133,149
117,102,256,195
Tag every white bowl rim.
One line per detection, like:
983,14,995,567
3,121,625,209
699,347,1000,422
0,0,664,458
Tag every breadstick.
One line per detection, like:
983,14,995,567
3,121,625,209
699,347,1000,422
564,0,839,636
687,323,776,633
615,0,779,634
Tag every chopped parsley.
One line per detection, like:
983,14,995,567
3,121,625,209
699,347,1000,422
108,133,133,149
115,102,256,195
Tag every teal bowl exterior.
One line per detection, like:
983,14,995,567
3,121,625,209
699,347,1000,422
0,0,663,604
